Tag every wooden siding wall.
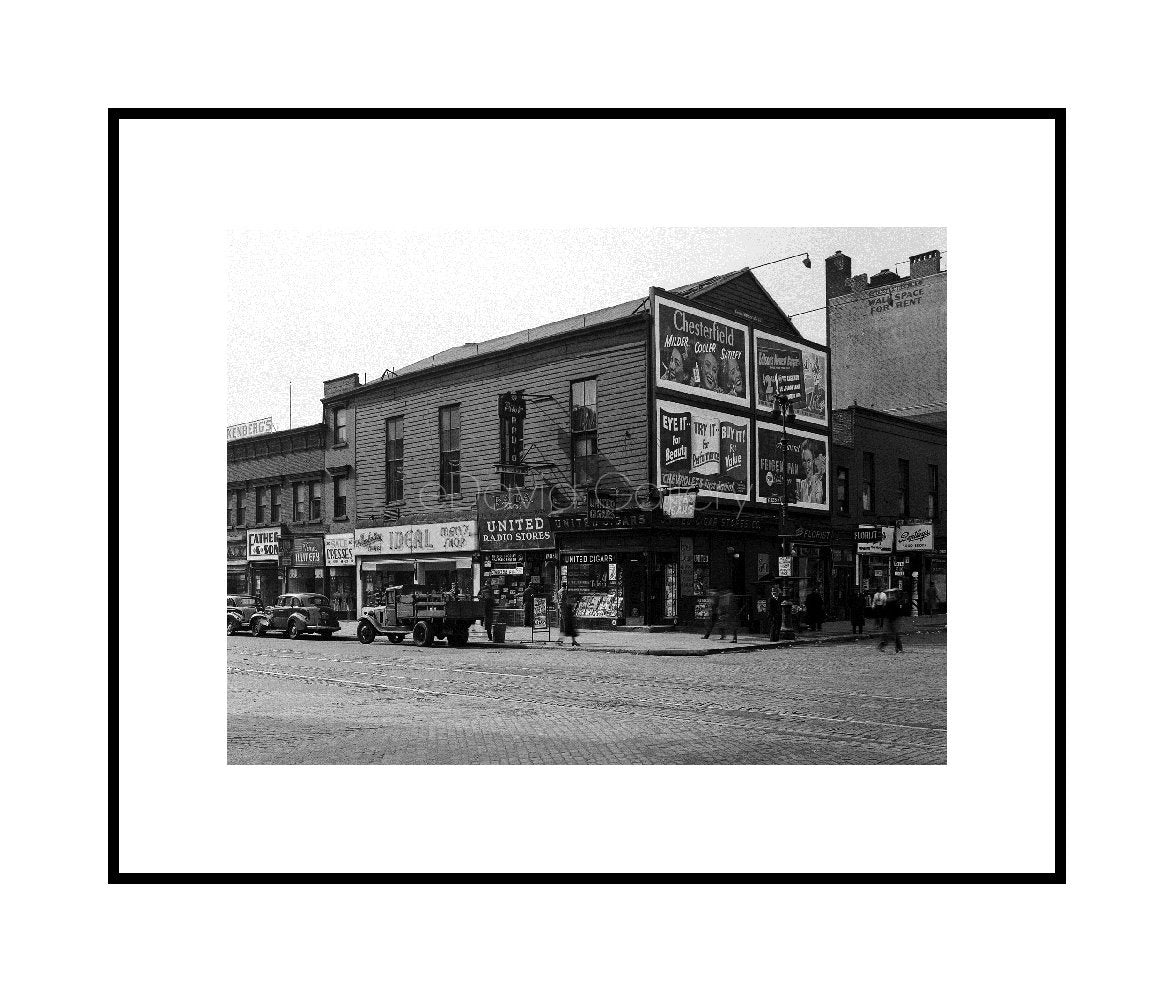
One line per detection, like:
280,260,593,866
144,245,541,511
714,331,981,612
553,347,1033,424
696,272,802,340
352,320,649,521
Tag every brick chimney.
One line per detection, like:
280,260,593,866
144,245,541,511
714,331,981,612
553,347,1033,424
825,250,853,299
851,273,870,294
909,249,942,278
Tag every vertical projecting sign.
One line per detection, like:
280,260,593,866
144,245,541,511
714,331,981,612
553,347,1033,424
498,391,527,488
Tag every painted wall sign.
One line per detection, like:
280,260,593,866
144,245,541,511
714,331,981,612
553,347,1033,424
246,527,281,561
753,330,828,426
896,523,935,552
657,399,750,500
653,292,750,406
755,423,830,511
324,533,355,567
354,520,478,555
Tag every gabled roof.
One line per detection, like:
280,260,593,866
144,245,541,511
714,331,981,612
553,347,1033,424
350,266,801,393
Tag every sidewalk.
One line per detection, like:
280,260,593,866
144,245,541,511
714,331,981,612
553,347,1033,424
333,614,946,656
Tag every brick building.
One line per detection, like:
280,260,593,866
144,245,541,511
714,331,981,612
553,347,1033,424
313,266,833,631
825,248,946,427
226,421,358,616
828,406,946,619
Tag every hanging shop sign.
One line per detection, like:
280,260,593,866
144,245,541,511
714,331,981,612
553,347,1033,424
324,533,355,567
896,523,935,552
278,538,294,570
753,330,829,426
477,490,554,550
855,524,883,543
498,391,527,482
856,525,895,554
246,527,281,561
292,537,324,567
653,290,750,406
657,399,750,500
354,520,477,556
755,422,830,511
660,490,697,519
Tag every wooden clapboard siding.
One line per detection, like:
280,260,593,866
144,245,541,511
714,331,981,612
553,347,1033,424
352,318,650,521
695,271,806,342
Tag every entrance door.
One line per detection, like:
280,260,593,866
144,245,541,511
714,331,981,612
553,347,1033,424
623,561,645,626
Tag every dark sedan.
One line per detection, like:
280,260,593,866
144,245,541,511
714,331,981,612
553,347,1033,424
249,593,341,639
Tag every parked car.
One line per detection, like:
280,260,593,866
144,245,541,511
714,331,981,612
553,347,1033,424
250,593,341,639
227,595,262,635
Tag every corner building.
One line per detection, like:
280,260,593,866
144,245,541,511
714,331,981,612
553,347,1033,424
329,266,832,633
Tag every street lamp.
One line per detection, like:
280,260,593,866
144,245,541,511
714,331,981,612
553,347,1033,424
771,394,796,639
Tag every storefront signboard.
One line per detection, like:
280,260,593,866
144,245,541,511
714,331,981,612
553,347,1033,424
657,399,750,500
856,526,895,554
246,527,281,561
755,422,830,511
855,525,883,543
354,520,477,555
551,510,649,531
653,291,750,407
293,537,324,566
478,490,554,550
324,533,355,567
587,492,616,522
227,417,274,440
753,330,829,426
484,553,525,575
896,523,935,552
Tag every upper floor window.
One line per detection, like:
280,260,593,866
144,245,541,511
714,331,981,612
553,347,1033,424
836,467,849,516
439,405,461,496
227,490,235,527
570,378,598,487
385,416,404,503
235,490,244,526
255,487,265,524
333,407,348,445
927,464,939,519
270,484,281,524
898,458,910,517
333,475,346,518
294,482,307,522
862,452,875,513
310,480,323,520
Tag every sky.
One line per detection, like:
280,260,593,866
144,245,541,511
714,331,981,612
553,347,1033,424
226,227,946,432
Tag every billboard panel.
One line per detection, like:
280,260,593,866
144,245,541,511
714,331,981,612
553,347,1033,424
755,423,830,511
657,399,750,500
653,292,750,407
753,329,829,427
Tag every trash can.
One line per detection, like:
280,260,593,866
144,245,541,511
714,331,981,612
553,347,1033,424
492,622,506,643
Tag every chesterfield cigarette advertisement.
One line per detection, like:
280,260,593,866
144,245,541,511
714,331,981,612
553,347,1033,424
755,423,830,511
753,329,829,426
657,400,750,500
654,293,750,407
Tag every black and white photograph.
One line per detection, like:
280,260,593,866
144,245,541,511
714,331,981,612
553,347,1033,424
224,226,948,766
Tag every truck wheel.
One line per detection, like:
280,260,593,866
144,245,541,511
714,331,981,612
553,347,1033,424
357,622,376,644
412,620,433,646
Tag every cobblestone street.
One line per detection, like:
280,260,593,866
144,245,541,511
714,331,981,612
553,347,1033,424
227,631,946,764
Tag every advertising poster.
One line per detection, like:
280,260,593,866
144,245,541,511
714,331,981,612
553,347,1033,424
755,423,830,511
653,293,750,407
753,329,829,426
657,400,750,500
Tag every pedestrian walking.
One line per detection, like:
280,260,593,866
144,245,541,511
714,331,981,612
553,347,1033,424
523,580,536,627
925,580,939,616
849,586,867,636
714,588,738,643
877,589,904,653
768,584,783,642
557,583,579,647
701,587,721,639
805,586,825,632
480,585,497,641
872,589,887,630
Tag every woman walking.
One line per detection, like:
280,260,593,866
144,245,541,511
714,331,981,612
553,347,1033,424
557,583,579,647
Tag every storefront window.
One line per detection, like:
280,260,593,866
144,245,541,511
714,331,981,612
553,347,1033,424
562,553,624,622
326,567,356,618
